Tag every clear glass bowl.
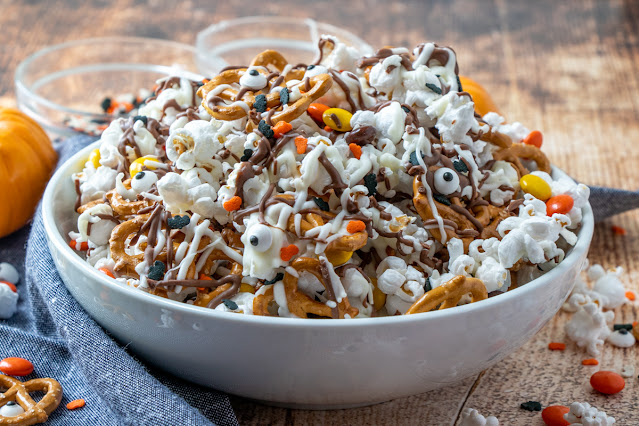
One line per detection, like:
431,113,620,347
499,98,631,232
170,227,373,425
15,37,205,141
196,16,374,73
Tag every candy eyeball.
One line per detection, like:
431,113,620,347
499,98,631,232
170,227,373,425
246,224,273,252
239,67,267,90
0,401,25,417
131,171,158,193
305,65,329,78
434,167,460,195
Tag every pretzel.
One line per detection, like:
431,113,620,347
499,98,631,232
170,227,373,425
493,143,551,176
406,275,487,314
253,257,358,318
199,65,333,124
195,262,243,308
0,375,62,425
249,50,305,81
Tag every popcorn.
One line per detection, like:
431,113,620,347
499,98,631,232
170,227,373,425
564,402,615,425
565,302,613,356
0,263,19,284
0,282,18,319
459,408,499,426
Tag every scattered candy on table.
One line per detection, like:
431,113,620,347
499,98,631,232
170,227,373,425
0,263,19,284
541,405,570,426
0,262,19,320
0,372,63,424
548,342,566,351
589,371,625,395
0,357,34,376
520,401,542,412
66,399,86,410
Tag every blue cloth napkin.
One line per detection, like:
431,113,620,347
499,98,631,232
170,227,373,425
0,136,238,426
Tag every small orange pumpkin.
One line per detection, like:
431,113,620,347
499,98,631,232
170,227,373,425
458,76,500,117
0,108,57,238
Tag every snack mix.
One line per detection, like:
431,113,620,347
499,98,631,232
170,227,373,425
68,36,589,318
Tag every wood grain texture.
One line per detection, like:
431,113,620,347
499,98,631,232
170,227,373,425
1,0,638,424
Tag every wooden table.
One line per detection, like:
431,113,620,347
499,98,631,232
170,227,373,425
2,1,637,424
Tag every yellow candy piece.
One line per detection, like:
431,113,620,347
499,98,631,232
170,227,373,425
520,174,552,201
240,283,255,294
129,156,159,178
326,250,353,266
322,108,353,132
371,277,387,312
88,148,101,169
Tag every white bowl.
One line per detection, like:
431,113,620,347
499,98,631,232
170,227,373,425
42,141,594,409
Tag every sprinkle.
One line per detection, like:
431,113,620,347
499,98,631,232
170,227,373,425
198,274,213,281
168,215,190,229
313,197,330,212
258,120,274,138
240,149,254,162
264,273,285,285
280,245,299,262
133,115,148,125
0,281,17,292
254,94,267,112
69,240,89,251
522,130,543,148
613,323,633,331
349,143,362,159
147,261,166,281
100,97,112,112
324,125,332,132
582,358,599,365
346,220,366,234
279,87,290,105
456,75,462,91
425,83,442,95
625,291,635,301
433,194,451,206
222,299,239,310
520,401,542,412
66,399,86,410
611,225,626,235
98,268,115,279
424,277,432,292
453,160,468,173
401,105,410,114
364,173,377,196
223,196,242,212
548,342,566,351
295,136,308,154
409,151,420,166
272,121,293,138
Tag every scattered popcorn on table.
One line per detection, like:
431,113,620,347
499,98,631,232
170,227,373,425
459,407,499,426
0,262,19,319
0,262,19,284
564,402,615,425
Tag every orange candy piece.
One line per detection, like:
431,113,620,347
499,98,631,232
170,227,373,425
349,143,362,160
307,103,330,122
590,370,625,394
548,342,566,351
625,291,636,301
546,195,574,216
280,245,299,262
98,267,115,279
346,220,366,234
272,121,292,138
611,225,626,235
0,280,17,292
0,357,34,376
582,358,599,366
66,399,86,410
295,136,308,154
523,130,543,148
541,405,570,426
223,196,242,212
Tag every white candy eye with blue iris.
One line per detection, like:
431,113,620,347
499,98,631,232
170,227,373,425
239,67,267,90
247,224,273,252
131,171,158,193
434,167,460,195
304,65,328,78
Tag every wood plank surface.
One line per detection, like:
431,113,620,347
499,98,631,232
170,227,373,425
1,1,637,424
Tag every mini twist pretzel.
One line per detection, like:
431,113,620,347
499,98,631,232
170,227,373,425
493,143,551,176
195,261,243,308
0,375,62,426
285,211,368,255
249,50,305,80
253,257,358,319
406,275,488,314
